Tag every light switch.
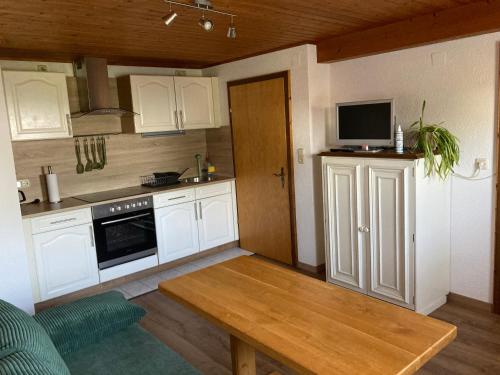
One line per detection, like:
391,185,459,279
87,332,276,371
297,148,304,164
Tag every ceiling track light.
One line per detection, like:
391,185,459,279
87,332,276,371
227,15,236,39
163,0,237,38
162,2,178,25
198,11,214,32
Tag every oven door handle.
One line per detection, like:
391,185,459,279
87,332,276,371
100,212,152,226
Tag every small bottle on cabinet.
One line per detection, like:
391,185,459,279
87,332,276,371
395,125,404,153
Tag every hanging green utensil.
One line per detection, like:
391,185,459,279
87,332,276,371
96,137,104,169
90,137,100,170
84,138,93,172
75,138,84,174
102,137,108,165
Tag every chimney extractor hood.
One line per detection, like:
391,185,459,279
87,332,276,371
71,57,138,118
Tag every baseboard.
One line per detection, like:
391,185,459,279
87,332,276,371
417,296,448,316
447,292,493,313
296,262,325,275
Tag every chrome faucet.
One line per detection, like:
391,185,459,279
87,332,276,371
195,154,202,177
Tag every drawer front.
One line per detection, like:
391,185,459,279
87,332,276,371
31,208,92,234
154,188,196,208
195,181,232,200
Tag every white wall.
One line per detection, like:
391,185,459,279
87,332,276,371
0,67,34,313
204,45,330,266
328,33,500,303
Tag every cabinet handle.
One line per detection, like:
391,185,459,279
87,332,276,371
66,114,73,136
174,110,179,130
199,201,202,219
89,225,95,247
194,202,198,220
168,195,186,201
50,217,77,225
179,110,184,129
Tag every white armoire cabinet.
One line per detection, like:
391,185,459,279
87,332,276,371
2,70,72,141
321,155,450,315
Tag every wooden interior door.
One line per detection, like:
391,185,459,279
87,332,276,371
229,72,295,265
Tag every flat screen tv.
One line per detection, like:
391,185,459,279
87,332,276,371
336,99,394,147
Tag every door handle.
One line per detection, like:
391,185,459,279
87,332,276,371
273,167,286,189
179,110,184,129
199,202,203,219
194,202,198,220
89,225,95,247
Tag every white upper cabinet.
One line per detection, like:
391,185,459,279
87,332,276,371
2,71,72,141
323,159,365,292
174,77,215,130
129,75,178,133
122,75,220,133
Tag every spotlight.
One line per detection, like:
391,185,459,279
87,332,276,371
227,16,236,38
198,13,214,32
162,11,178,26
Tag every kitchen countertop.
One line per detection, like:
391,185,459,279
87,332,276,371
21,176,235,219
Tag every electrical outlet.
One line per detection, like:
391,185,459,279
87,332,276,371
17,179,31,188
475,158,488,171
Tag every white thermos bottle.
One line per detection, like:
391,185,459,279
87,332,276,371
46,166,61,203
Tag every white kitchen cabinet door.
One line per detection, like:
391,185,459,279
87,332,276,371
198,194,235,251
366,161,414,308
174,77,215,130
130,75,178,133
33,224,99,301
155,202,200,263
3,71,72,141
323,159,365,292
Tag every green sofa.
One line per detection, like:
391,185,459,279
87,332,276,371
0,291,199,375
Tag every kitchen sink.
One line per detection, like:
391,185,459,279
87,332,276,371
182,176,216,183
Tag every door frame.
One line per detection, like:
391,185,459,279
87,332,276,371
227,71,298,266
494,54,500,314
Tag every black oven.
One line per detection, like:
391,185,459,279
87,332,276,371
92,196,157,270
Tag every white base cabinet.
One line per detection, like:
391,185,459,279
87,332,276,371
155,181,237,264
322,156,450,314
198,194,235,251
32,223,99,301
156,201,200,263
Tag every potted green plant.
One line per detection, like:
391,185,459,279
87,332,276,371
410,101,460,179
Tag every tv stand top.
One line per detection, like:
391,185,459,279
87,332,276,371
319,148,426,160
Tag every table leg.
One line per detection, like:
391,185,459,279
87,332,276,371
230,335,257,375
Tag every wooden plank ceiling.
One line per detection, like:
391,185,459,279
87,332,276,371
0,0,477,68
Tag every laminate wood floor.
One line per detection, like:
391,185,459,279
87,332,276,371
133,282,500,375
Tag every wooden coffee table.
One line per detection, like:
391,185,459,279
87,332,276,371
159,256,456,375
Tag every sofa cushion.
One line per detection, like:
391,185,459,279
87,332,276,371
34,291,146,355
63,324,200,375
0,300,70,375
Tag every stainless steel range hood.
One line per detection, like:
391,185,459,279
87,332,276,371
71,57,137,118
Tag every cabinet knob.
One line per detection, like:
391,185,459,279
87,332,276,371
358,225,370,233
